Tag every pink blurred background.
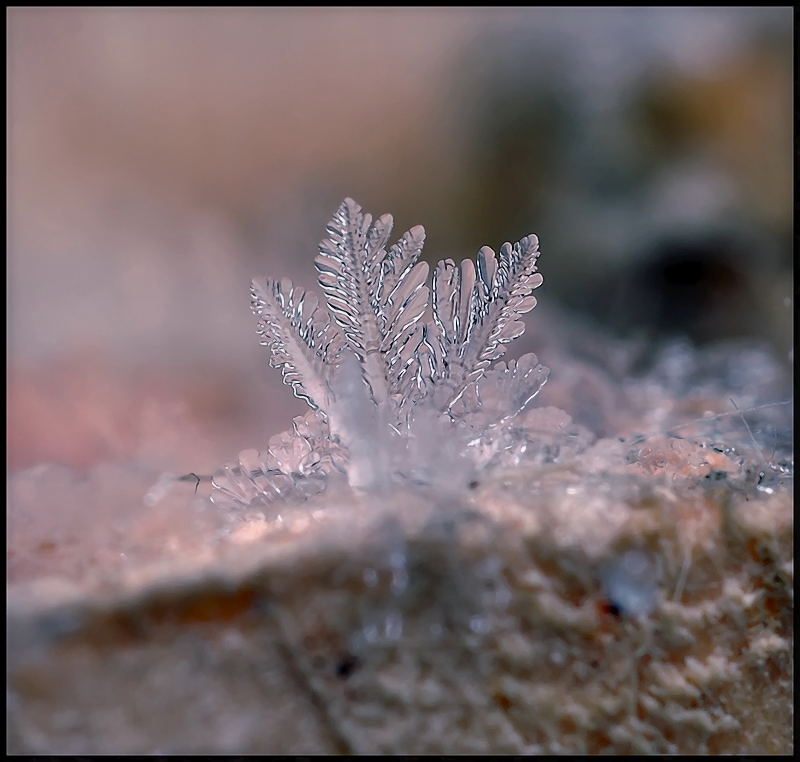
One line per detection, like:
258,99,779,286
7,7,793,476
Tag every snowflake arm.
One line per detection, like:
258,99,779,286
430,235,543,412
314,198,430,405
251,277,342,415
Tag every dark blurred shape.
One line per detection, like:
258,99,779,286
613,234,755,344
443,8,791,354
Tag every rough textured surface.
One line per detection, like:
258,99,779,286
7,445,792,754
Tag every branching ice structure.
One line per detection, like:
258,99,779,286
212,198,550,507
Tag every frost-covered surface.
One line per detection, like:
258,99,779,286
7,320,793,755
8,333,791,593
8,419,793,753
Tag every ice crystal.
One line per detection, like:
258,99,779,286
212,198,549,507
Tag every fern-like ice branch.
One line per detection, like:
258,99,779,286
251,277,342,414
315,198,429,405
430,236,543,411
450,352,550,426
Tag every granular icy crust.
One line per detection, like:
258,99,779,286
8,443,792,754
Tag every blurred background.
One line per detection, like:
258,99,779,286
7,7,793,477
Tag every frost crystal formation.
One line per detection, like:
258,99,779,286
212,198,549,508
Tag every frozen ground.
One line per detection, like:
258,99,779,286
7,318,793,754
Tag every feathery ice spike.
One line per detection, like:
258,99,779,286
211,198,549,508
